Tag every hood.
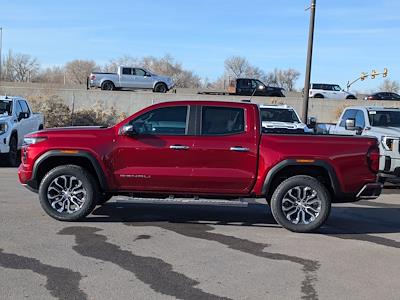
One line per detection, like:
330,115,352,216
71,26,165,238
262,121,307,129
367,126,400,138
27,126,110,137
154,74,173,82
0,115,13,123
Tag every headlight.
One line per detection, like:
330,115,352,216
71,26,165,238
381,136,398,151
23,137,47,146
0,123,8,135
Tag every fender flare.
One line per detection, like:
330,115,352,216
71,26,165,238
261,159,342,196
32,150,109,190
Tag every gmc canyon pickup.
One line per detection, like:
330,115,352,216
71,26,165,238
18,101,382,232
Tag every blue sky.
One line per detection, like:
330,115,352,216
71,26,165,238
2,0,399,91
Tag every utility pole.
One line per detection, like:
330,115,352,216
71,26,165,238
302,0,316,122
0,27,3,82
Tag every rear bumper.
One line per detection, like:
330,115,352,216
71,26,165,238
356,183,383,200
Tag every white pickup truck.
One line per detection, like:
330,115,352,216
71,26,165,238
89,66,174,93
259,104,314,134
0,96,44,166
329,106,400,182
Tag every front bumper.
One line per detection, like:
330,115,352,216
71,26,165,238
356,183,383,200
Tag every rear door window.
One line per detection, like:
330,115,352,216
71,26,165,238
201,107,245,135
122,68,132,75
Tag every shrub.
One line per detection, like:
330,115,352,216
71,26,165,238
29,95,72,128
72,102,127,127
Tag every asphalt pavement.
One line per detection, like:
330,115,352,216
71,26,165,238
1,167,399,300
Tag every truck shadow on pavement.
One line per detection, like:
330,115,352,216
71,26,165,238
90,202,400,247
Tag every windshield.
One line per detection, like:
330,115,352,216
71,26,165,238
0,100,12,116
368,110,400,127
260,108,300,123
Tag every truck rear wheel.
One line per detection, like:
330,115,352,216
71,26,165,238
270,175,331,233
38,165,98,221
101,81,115,91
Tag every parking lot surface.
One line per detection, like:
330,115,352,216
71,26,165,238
1,167,399,300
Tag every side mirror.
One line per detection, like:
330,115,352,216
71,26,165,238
308,117,317,129
257,85,265,90
345,118,356,130
18,112,29,121
144,73,151,77
119,125,137,136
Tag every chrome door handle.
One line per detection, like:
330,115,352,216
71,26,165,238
230,146,249,152
170,145,190,150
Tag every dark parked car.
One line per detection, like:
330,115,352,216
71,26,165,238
365,92,400,100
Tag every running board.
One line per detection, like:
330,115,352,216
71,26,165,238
115,197,249,207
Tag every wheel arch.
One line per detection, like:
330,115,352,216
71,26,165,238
100,79,116,88
32,150,109,192
153,81,168,89
262,159,341,200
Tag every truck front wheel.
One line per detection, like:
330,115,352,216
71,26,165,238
270,175,331,233
5,135,19,167
38,165,98,221
153,82,168,93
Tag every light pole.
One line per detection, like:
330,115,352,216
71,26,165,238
302,0,316,122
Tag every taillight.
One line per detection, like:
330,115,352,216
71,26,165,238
367,96,374,100
90,74,96,80
367,146,380,173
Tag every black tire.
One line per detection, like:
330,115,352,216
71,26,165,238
346,95,357,100
97,193,113,205
5,135,19,167
38,165,98,221
313,94,324,99
101,81,115,91
153,82,168,93
270,175,331,233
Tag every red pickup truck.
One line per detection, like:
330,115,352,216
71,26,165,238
18,101,382,232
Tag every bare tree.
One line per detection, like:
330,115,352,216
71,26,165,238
36,66,66,84
280,69,300,91
1,50,40,82
65,59,97,84
378,79,400,93
103,55,138,72
264,68,300,91
141,55,202,88
224,56,250,78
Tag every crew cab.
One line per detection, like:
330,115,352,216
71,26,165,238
330,106,400,182
88,66,174,93
18,101,381,232
0,96,44,166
